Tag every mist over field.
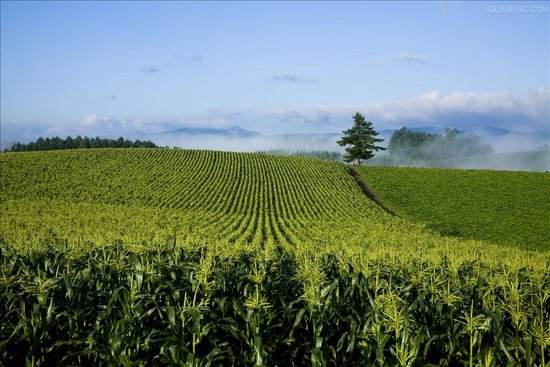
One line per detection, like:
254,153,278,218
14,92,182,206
369,127,550,171
3,87,548,172
148,126,550,171
370,147,550,172
2,121,549,171
151,132,341,153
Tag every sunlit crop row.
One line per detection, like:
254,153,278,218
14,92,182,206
1,149,548,365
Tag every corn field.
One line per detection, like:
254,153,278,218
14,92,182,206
1,149,549,366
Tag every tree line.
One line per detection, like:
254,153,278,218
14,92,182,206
5,136,158,152
388,127,493,161
337,114,494,167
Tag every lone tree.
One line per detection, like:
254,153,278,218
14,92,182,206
337,113,385,165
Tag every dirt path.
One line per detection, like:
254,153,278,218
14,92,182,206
348,167,398,216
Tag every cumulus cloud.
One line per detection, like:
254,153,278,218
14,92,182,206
365,88,549,130
2,88,548,151
137,88,549,137
81,113,100,127
75,114,159,135
251,88,550,133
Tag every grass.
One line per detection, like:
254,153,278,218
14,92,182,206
358,165,550,250
1,149,549,365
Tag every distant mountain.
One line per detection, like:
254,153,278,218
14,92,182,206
143,128,343,152
381,126,514,137
133,124,549,155
272,132,340,140
472,126,512,137
161,126,260,138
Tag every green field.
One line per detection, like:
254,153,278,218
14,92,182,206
358,166,550,250
1,149,549,366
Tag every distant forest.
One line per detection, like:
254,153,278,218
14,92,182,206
5,136,158,152
388,127,493,160
369,127,494,167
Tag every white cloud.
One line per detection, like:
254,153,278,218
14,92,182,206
2,88,549,150
252,87,549,132
81,113,99,126
364,88,549,130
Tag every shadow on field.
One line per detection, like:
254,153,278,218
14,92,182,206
348,167,398,217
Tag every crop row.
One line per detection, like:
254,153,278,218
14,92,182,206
0,149,377,251
1,243,548,366
1,149,549,365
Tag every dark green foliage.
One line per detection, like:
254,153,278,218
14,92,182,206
1,245,548,366
388,128,438,160
337,113,385,165
5,136,158,152
359,166,550,250
387,127,493,164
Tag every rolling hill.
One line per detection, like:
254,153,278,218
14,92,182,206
358,166,550,250
0,148,382,250
1,149,548,366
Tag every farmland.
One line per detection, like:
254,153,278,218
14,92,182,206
358,166,550,250
1,149,549,366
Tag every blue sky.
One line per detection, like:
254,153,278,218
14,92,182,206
1,1,549,143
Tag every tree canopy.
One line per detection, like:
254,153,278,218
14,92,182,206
5,136,158,152
337,113,385,165
388,127,493,162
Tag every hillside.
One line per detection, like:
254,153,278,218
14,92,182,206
1,149,549,366
0,148,382,250
358,166,550,250
456,149,550,172
4,148,543,253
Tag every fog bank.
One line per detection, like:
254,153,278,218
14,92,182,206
150,130,549,172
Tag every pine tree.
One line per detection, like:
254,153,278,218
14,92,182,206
337,113,385,165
